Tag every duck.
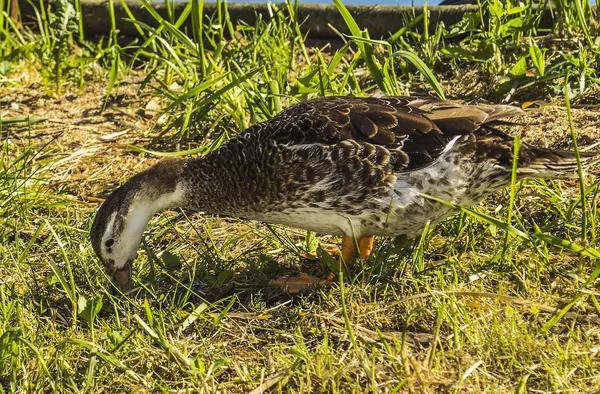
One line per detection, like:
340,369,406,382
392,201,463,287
90,95,597,293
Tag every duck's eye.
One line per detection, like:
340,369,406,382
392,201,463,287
105,239,114,248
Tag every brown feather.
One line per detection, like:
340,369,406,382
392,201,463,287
266,95,527,171
349,113,379,139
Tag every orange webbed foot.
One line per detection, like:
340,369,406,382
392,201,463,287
270,235,376,294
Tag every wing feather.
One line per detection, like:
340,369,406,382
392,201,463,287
262,96,523,171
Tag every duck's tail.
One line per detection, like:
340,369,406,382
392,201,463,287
518,144,599,179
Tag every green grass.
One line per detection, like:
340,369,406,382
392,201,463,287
1,0,600,392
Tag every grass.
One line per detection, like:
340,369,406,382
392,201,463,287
1,0,600,392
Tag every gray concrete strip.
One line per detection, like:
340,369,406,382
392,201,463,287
18,0,562,39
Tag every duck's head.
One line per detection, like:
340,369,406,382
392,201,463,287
90,181,141,293
90,159,187,293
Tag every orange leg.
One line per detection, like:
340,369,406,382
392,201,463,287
341,235,374,264
327,235,374,281
341,236,358,264
358,235,375,262
326,236,359,282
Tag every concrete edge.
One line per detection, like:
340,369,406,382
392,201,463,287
18,1,564,39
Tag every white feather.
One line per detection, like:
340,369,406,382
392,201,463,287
108,183,186,269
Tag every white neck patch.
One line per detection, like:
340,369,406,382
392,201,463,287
105,182,186,269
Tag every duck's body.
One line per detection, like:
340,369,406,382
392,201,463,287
91,96,596,291
173,96,585,236
184,132,469,238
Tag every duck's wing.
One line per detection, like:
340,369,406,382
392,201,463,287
265,96,524,171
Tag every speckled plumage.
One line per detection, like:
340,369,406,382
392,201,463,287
173,96,594,237
91,95,597,284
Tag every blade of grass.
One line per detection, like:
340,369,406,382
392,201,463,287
502,136,521,257
119,0,146,38
574,0,594,49
68,339,148,384
44,218,77,326
163,72,230,111
139,0,197,55
564,73,588,241
127,132,226,157
393,50,446,99
190,0,206,78
421,193,600,259
332,0,385,91
17,336,55,390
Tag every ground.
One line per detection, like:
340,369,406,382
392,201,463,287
1,76,600,393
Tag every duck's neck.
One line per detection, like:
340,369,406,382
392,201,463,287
118,151,254,246
123,181,188,243
114,159,192,256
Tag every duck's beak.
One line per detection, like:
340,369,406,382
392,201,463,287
113,261,132,293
